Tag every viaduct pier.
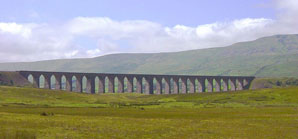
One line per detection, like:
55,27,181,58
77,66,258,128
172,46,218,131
19,71,255,95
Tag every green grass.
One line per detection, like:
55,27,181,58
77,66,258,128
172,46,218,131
1,86,298,108
0,86,298,138
251,77,298,89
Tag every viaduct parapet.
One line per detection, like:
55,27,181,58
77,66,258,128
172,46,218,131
18,71,255,95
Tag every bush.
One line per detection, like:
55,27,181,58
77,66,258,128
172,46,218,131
40,112,54,116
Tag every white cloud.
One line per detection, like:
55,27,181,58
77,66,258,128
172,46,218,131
86,49,101,57
0,22,32,38
67,17,161,39
0,0,297,62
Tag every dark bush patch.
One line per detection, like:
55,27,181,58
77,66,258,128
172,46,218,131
40,112,54,116
276,81,282,86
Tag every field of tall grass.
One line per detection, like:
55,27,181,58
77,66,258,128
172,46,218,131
0,86,297,138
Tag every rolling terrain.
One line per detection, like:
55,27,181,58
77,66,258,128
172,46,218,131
0,86,297,138
1,34,298,138
0,34,298,77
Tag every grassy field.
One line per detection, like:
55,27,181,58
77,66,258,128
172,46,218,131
0,86,298,138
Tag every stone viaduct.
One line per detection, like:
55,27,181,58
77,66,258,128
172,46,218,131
18,71,255,95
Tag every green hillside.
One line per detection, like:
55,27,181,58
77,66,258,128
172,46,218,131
1,34,298,77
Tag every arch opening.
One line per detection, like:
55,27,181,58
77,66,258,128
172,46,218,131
170,78,174,94
61,75,66,90
50,75,56,89
95,76,99,93
133,77,137,93
153,78,157,94
71,76,77,92
82,76,87,93
39,75,45,88
161,78,166,94
178,78,182,94
27,74,34,84
195,79,199,93
205,78,212,92
142,77,146,94
105,76,109,93
114,77,119,93
124,77,128,92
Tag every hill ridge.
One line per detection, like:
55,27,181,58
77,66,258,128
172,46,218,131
0,34,298,77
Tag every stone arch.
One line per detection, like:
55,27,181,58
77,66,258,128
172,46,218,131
19,71,255,94
60,75,66,90
178,78,182,94
194,78,199,93
27,74,34,84
188,77,195,93
179,77,187,94
161,78,165,94
94,76,99,93
202,78,208,92
141,77,146,94
213,78,221,92
133,77,138,93
171,77,179,94
104,76,109,93
242,78,250,89
229,78,236,91
124,76,134,93
143,76,153,94
50,75,56,89
196,78,205,93
134,76,142,93
85,75,95,94
205,78,213,92
81,76,87,93
221,78,228,92
116,76,124,93
169,78,174,94
114,76,119,93
39,74,45,88
123,76,128,92
154,77,162,95
152,77,157,94
107,76,115,93
114,76,118,93
97,75,105,94
71,75,77,92
53,74,61,90
72,75,82,93
186,78,190,93
31,74,40,88
162,77,170,94
236,78,243,91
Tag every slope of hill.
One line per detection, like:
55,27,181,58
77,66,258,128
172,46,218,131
0,72,31,87
0,34,298,77
1,85,298,108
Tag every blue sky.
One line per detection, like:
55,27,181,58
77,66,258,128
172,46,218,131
0,0,275,26
0,0,297,62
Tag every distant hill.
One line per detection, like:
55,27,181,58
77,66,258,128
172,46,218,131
0,34,298,77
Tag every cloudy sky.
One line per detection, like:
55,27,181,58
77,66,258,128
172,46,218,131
0,0,297,62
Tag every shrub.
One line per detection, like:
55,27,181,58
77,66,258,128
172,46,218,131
40,112,54,116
